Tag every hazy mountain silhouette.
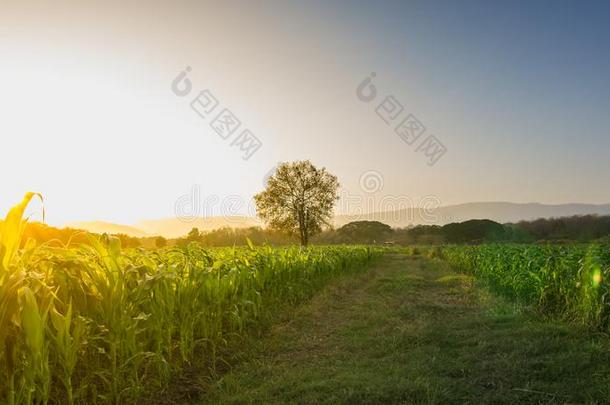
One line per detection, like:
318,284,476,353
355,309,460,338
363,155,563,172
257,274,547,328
66,202,610,237
64,221,151,238
333,202,610,228
67,217,261,238
134,216,262,238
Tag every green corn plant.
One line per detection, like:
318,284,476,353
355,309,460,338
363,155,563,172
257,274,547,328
438,243,610,330
49,301,87,405
19,286,52,405
0,192,381,404
0,192,43,274
1,272,25,405
576,244,607,327
81,235,147,403
0,193,43,405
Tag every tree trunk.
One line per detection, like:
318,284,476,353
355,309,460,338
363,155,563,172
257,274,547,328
301,229,308,247
298,206,308,247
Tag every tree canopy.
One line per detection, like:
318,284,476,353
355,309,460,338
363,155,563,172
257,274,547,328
337,221,393,244
254,160,339,246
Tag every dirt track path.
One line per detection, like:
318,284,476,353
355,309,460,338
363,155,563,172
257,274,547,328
199,254,610,404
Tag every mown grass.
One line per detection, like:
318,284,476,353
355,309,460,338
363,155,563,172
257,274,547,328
200,254,610,404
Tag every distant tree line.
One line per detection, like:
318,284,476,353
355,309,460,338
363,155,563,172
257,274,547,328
513,215,610,242
173,226,297,247
11,214,610,248
315,219,515,245
316,216,610,245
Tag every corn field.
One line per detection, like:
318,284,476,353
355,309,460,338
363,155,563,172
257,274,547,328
0,194,379,404
416,244,610,329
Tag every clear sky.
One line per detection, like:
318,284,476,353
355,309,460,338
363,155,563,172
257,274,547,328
2,0,610,225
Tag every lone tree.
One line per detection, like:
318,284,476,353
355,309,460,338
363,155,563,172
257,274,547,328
254,160,339,246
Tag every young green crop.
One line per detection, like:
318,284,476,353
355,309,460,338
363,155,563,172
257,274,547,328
420,244,610,330
0,194,381,404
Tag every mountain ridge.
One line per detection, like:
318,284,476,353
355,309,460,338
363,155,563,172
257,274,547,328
65,202,610,238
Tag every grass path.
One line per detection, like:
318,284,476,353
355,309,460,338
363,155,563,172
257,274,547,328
198,254,610,404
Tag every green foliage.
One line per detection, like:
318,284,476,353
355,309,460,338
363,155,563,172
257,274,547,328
432,244,610,329
316,221,394,244
187,227,201,241
441,219,507,243
193,226,296,247
392,220,510,245
0,194,380,404
515,215,610,242
254,160,340,246
154,236,167,248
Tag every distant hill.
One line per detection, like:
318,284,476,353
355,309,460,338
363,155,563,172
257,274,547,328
333,202,610,228
67,217,261,238
134,216,261,238
65,202,610,238
64,221,150,238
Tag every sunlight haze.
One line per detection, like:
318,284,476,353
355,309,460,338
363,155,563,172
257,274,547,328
2,0,610,226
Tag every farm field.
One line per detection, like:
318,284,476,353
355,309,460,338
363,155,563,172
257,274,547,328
200,254,610,404
0,197,379,404
3,196,610,404
6,1,610,403
426,244,610,330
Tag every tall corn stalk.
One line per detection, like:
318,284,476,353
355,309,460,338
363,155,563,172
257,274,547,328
0,192,46,405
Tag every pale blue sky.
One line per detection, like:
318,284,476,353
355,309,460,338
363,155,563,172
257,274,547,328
1,0,609,225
